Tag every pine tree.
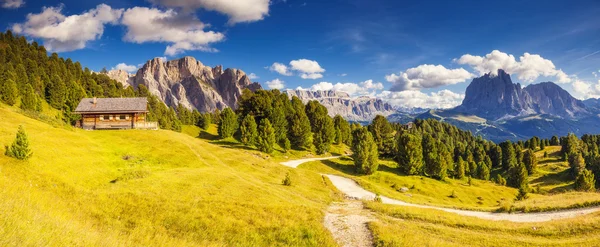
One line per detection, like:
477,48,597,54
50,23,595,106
197,113,212,130
569,152,586,179
47,74,66,109
368,115,396,157
288,97,313,150
218,108,238,139
500,141,517,170
0,78,18,106
455,156,466,179
522,149,537,175
477,162,490,180
351,127,379,175
396,133,424,175
256,118,276,154
305,101,335,154
490,145,502,168
4,125,32,160
574,169,596,192
240,114,258,146
540,140,546,150
508,163,528,189
20,84,40,111
269,106,288,144
333,115,351,145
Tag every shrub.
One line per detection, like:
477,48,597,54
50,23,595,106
515,186,529,201
495,174,507,186
4,125,32,160
574,169,596,192
374,194,382,203
282,172,292,186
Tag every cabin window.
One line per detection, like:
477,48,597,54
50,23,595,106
102,115,111,121
119,115,127,120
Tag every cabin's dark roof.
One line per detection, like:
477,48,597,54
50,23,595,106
74,97,148,113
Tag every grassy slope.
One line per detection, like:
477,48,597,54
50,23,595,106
0,104,342,247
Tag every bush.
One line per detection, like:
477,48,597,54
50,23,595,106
495,174,507,186
4,125,32,160
374,194,382,203
282,172,292,186
574,169,596,192
515,186,529,201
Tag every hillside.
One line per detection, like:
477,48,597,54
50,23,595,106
0,104,340,246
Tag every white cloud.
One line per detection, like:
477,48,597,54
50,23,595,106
571,78,600,99
149,0,270,24
296,79,383,96
269,62,292,76
2,0,24,9
300,73,323,79
121,7,225,56
112,63,138,73
266,78,285,90
455,50,571,83
248,73,259,80
377,90,465,109
339,73,347,77
270,59,326,79
385,64,474,91
12,4,122,52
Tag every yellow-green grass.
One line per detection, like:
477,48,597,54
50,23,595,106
302,156,600,212
0,104,342,246
300,158,517,211
366,202,600,247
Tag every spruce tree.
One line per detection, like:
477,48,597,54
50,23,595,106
368,115,395,157
455,156,466,179
20,84,40,111
569,152,586,179
240,114,258,146
477,162,490,180
47,74,66,109
574,169,596,192
256,118,276,153
522,149,537,175
305,101,335,154
218,108,238,139
351,127,379,175
500,141,517,170
5,125,32,160
333,115,351,146
0,78,18,106
288,97,313,150
396,133,424,175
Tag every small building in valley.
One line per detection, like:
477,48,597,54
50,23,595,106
74,97,158,130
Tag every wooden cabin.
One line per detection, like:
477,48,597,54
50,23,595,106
74,97,158,130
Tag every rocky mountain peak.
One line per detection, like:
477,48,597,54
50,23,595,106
125,56,261,112
455,70,589,120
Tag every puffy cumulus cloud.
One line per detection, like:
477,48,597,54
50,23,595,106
455,50,571,83
377,90,465,109
290,59,325,79
385,64,473,91
269,59,326,79
248,73,259,80
296,79,384,96
269,62,292,76
121,7,225,56
149,0,270,24
12,4,122,52
571,78,600,99
112,63,138,73
265,78,285,90
2,0,24,9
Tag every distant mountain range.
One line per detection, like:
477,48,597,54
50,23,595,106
284,90,396,122
412,69,600,142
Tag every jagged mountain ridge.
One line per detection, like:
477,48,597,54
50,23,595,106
455,69,589,120
285,89,395,121
105,56,261,112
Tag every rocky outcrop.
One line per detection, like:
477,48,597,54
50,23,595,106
104,69,134,88
285,90,395,121
524,82,588,118
455,69,589,120
125,56,261,112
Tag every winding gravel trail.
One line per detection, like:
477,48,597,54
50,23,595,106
282,157,600,223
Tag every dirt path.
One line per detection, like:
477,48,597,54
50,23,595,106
325,174,600,223
324,200,374,247
280,157,600,223
280,156,341,168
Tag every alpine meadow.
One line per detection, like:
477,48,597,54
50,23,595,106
2,0,600,246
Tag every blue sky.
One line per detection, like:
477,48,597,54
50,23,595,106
1,0,600,108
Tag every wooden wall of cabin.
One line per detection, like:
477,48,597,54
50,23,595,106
81,113,144,129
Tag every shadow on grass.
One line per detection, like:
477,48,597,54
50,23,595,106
531,169,572,186
321,159,358,175
198,130,219,141
538,159,564,166
548,183,574,193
